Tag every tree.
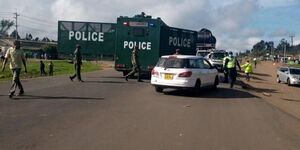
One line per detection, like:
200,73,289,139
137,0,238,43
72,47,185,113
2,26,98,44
10,30,21,39
25,33,33,40
0,19,14,37
42,37,50,42
251,40,267,57
276,39,290,56
41,44,58,59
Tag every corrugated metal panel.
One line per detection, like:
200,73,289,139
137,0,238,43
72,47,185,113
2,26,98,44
57,21,116,55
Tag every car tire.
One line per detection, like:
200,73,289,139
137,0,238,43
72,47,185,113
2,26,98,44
276,76,281,83
192,79,201,95
155,86,163,93
287,78,291,86
212,76,219,90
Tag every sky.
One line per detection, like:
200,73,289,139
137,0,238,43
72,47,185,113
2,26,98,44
0,0,299,52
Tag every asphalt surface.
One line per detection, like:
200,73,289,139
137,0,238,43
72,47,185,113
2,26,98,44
1,69,300,150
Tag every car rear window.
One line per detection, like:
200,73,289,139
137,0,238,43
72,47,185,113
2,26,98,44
212,53,226,59
290,69,300,75
156,58,207,69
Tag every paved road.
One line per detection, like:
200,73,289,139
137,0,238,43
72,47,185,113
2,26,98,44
1,69,300,150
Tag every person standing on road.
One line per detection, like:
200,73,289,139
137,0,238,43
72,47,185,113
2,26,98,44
223,54,229,83
241,60,253,81
69,44,83,82
1,41,27,98
253,57,257,68
125,46,142,82
174,48,180,55
224,51,241,88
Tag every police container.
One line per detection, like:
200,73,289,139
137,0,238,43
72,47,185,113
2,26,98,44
115,14,197,75
57,21,116,59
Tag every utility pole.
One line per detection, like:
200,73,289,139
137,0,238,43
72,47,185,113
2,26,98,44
290,35,294,47
13,11,20,40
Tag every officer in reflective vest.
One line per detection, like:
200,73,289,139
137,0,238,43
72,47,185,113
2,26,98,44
224,51,241,88
241,60,253,81
223,54,229,83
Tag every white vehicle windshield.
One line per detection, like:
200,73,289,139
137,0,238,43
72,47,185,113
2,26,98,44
211,53,226,59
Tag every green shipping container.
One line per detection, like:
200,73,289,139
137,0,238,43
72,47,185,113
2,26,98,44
114,14,197,75
57,21,116,58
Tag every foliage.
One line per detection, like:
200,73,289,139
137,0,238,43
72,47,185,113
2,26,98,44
41,44,57,54
0,19,14,37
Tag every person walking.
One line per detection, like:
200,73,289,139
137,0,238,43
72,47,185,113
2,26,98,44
125,46,142,82
241,60,253,81
69,44,83,82
1,41,27,98
253,57,257,68
224,51,241,88
48,61,54,76
39,60,46,75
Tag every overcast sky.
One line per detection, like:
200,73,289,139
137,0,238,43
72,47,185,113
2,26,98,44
1,0,299,52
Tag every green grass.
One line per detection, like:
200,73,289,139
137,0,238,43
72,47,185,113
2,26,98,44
287,64,300,68
0,60,101,81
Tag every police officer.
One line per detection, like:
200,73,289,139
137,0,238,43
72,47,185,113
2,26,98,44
241,60,253,81
222,53,229,83
125,46,142,82
224,51,241,88
69,44,83,82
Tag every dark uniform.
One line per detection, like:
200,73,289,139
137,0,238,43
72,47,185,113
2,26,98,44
69,45,83,82
40,60,46,75
224,53,241,88
125,46,142,82
49,61,54,76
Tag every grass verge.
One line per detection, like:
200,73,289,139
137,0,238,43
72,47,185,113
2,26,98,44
0,60,101,81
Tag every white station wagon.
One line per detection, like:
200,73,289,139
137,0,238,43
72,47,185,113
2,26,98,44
151,55,219,93
277,67,300,86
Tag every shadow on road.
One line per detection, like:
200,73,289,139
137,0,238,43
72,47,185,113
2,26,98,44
281,98,300,102
163,87,258,99
251,72,272,77
84,80,126,84
0,94,104,100
236,80,278,94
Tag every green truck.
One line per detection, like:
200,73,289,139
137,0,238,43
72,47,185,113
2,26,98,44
114,14,197,75
57,13,215,76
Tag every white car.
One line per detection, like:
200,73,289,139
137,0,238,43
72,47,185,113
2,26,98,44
151,55,219,93
277,67,300,86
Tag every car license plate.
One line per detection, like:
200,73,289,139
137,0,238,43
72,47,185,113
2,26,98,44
164,73,173,80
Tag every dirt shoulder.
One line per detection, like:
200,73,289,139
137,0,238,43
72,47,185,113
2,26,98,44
238,61,300,119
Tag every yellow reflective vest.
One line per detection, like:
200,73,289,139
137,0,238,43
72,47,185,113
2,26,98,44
227,57,236,69
241,62,253,73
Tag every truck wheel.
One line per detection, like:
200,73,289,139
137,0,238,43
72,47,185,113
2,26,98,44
155,86,163,93
276,76,281,83
123,71,129,76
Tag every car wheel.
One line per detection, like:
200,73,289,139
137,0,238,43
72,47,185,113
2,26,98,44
155,86,163,93
276,76,281,83
192,79,201,94
212,76,219,90
287,78,291,86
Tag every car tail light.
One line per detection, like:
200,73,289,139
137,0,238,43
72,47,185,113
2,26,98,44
179,71,192,77
168,56,177,59
148,66,154,70
151,69,159,76
116,64,125,68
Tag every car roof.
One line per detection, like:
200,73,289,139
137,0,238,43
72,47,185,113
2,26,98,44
161,55,204,59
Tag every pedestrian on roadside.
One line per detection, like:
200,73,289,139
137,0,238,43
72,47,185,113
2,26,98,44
241,60,253,81
174,48,180,55
253,57,257,68
125,45,142,82
48,61,54,76
69,44,83,82
40,60,46,76
224,51,241,88
1,41,27,98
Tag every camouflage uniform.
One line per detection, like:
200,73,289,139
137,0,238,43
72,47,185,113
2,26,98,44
69,45,83,82
125,47,142,82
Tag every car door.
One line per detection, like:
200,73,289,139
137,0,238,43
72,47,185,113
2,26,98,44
281,68,288,82
194,58,209,86
203,59,216,85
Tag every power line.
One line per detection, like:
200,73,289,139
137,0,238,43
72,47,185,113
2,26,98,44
20,14,56,25
19,17,57,27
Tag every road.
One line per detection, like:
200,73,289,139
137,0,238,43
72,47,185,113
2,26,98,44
1,69,300,150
